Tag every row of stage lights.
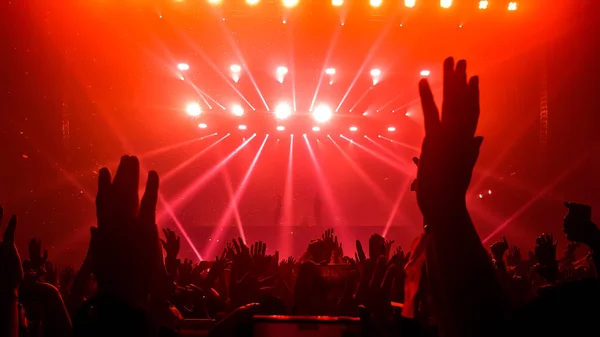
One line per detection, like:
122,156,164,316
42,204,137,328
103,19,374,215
178,63,417,85
202,0,518,11
196,123,398,132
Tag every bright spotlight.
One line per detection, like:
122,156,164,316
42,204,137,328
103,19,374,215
238,124,247,130
332,0,343,6
440,0,451,8
313,104,333,123
508,1,517,11
230,64,242,73
370,0,382,8
420,70,431,77
208,0,222,4
349,126,358,132
276,125,285,131
186,103,201,117
277,66,289,75
362,112,368,116
246,0,259,5
231,104,245,117
274,103,292,120
312,126,320,132
478,0,488,9
404,0,415,8
325,68,336,75
370,68,381,77
177,63,190,71
198,123,208,128
387,126,396,132
283,0,298,7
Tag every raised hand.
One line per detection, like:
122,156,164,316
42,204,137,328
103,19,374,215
490,237,509,260
506,245,522,267
0,210,23,294
535,233,557,266
534,233,558,282
355,239,366,263
368,234,386,261
160,228,180,259
416,57,482,223
28,238,48,271
93,155,165,306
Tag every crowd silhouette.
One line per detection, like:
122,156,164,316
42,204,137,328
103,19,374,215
1,58,599,337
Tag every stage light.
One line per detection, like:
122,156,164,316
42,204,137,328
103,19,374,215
277,66,288,75
362,112,368,116
404,0,415,8
488,190,492,195
283,0,298,7
332,0,343,6
420,69,431,77
199,123,208,129
231,104,245,117
478,0,488,9
325,68,336,75
370,0,382,7
246,0,259,5
208,0,222,4
177,63,190,71
238,125,247,130
370,68,381,77
508,2,517,11
405,112,411,116
276,125,285,131
230,64,242,73
387,126,396,132
186,103,201,117
275,103,292,120
312,126,320,132
440,0,451,8
479,194,483,199
313,104,333,123
349,126,358,132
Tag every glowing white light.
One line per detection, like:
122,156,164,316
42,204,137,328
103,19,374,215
404,0,415,7
440,0,452,8
230,64,242,73
313,104,333,123
370,68,381,77
508,1,517,10
246,0,259,5
274,103,292,120
208,0,222,4
186,103,201,117
387,126,396,132
420,70,431,77
312,126,320,132
238,125,247,130
283,0,298,7
231,104,245,117
405,112,411,117
177,63,190,71
370,0,382,7
277,66,289,75
349,126,358,132
488,190,492,195
479,0,488,9
362,112,368,116
276,125,285,131
325,68,336,75
479,194,483,198
199,123,208,128
332,0,343,6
